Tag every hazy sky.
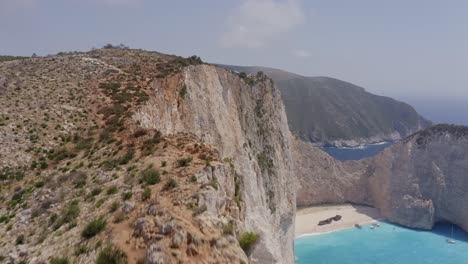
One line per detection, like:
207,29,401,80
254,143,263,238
1,0,467,100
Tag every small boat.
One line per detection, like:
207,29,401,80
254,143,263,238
447,225,456,244
370,226,375,230
354,224,362,229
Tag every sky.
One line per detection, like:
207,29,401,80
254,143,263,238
1,0,468,103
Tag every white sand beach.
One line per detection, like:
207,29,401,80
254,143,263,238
295,204,383,237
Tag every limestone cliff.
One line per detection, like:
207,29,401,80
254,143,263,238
293,138,371,207
296,124,468,232
366,124,468,230
133,65,295,263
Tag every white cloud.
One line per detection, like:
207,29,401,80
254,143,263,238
221,0,305,48
292,49,311,59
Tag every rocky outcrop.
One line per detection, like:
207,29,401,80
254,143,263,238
296,124,468,232
134,65,295,263
293,138,371,207
366,125,468,230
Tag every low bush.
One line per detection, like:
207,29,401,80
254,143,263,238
107,186,118,195
162,178,177,191
122,191,132,201
238,232,259,254
177,157,192,167
142,187,151,201
82,217,107,239
96,246,127,264
141,167,160,185
50,257,69,264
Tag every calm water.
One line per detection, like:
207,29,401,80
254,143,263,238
295,222,468,264
320,141,394,161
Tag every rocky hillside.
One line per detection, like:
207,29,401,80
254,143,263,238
296,124,468,232
0,49,295,263
218,65,431,146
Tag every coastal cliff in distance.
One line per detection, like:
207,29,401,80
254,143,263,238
218,65,431,147
296,124,468,232
367,124,468,230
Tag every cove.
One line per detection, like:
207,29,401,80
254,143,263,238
294,221,468,264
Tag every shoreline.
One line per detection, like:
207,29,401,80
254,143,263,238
295,204,383,238
295,219,384,239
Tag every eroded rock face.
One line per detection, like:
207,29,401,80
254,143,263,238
367,125,468,230
296,124,468,232
293,138,372,207
134,65,295,263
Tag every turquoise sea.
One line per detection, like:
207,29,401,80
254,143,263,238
295,222,468,264
320,141,394,161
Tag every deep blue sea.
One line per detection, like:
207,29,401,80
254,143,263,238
320,141,394,161
295,222,468,264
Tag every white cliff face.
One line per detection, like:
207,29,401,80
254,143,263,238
134,65,295,263
293,138,372,207
296,124,468,232
367,125,468,230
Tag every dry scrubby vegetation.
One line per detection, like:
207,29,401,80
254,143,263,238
411,124,468,146
0,48,251,263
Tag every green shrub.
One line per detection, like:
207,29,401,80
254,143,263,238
39,161,48,170
177,157,192,167
109,201,120,213
141,167,160,185
162,178,177,191
53,200,80,230
61,200,80,224
142,187,151,201
96,246,127,264
179,85,188,99
238,232,259,254
122,191,132,201
118,148,134,165
113,213,126,223
107,186,118,195
82,217,107,239
35,181,45,188
91,188,102,196
50,256,69,264
47,148,75,161
0,215,8,223
74,245,89,256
